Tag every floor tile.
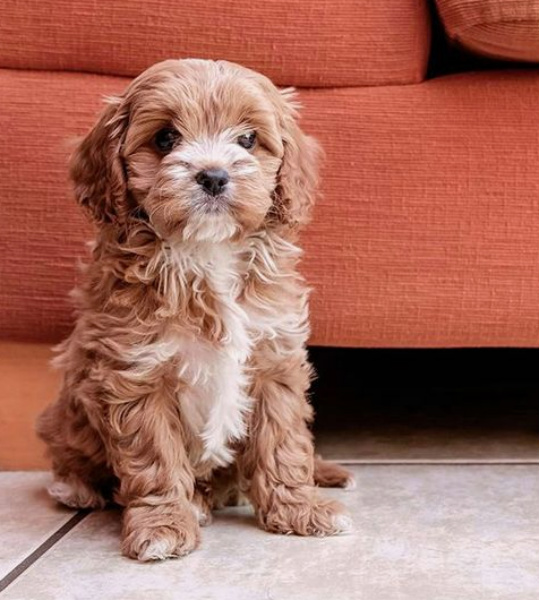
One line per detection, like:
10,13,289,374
3,465,538,600
0,472,75,579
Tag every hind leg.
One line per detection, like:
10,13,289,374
192,465,250,526
37,394,113,509
47,470,110,510
192,483,213,526
211,464,250,509
314,455,356,490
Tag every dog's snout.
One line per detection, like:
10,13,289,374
195,169,230,196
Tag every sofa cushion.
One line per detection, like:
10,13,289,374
436,0,539,61
1,68,538,347
0,0,430,87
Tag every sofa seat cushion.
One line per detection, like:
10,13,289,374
436,0,539,61
1,68,538,347
0,0,430,87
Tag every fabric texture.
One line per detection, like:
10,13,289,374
436,0,539,61
1,68,538,348
0,0,431,87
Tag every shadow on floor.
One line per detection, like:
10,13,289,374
309,347,539,460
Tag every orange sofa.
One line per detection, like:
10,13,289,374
1,0,538,468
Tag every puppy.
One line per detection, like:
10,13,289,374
37,59,353,561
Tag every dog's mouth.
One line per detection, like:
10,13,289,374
197,192,231,214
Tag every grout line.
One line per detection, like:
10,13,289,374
0,510,91,593
335,458,539,465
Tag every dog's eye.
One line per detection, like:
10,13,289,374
154,127,181,153
237,131,256,150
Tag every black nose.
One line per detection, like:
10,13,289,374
195,169,230,196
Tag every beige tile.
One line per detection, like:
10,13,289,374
3,465,538,600
0,472,75,579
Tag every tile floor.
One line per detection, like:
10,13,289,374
2,465,539,600
1,464,538,600
1,348,538,599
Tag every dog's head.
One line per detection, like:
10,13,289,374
71,59,320,242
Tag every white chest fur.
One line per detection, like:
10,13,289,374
128,241,253,468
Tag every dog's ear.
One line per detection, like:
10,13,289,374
70,96,130,225
272,89,322,229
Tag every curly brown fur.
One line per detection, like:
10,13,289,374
37,59,351,561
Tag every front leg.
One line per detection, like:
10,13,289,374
87,370,200,561
238,347,352,536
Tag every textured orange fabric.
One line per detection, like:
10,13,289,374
1,68,538,347
436,0,539,61
0,0,431,87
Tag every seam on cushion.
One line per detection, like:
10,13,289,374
0,52,432,89
2,66,537,98
3,65,538,94
415,4,432,83
0,64,431,90
0,66,429,89
0,64,131,83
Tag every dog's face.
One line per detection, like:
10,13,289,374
71,59,320,242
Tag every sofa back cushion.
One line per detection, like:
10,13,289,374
436,0,539,62
0,0,431,87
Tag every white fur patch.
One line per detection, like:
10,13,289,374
138,538,179,561
332,514,354,535
127,241,252,469
344,477,357,491
48,479,105,509
177,338,251,467
182,212,239,244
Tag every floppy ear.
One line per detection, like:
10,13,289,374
272,91,322,229
69,96,131,225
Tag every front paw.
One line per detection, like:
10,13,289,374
259,486,353,537
122,503,200,561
